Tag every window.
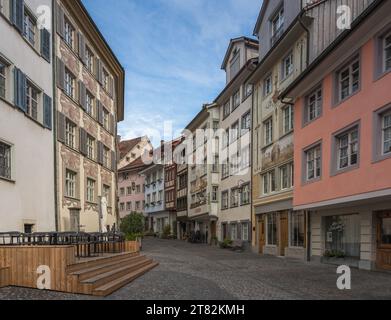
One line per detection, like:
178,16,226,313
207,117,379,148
222,159,229,179
223,101,230,118
244,84,253,98
231,122,239,142
241,184,250,205
290,211,305,247
65,119,76,149
64,18,75,49
264,118,273,146
222,191,229,210
64,69,75,99
0,62,6,99
126,202,132,211
120,203,124,211
222,129,229,148
231,224,238,241
264,75,272,96
212,186,218,202
337,127,359,170
232,90,240,110
103,108,110,131
86,91,95,117
136,201,140,211
136,185,141,194
87,135,95,160
271,6,284,45
65,169,76,198
127,187,132,195
213,121,219,133
241,112,251,133
241,146,250,169
212,155,219,173
26,81,39,120
306,145,321,181
267,213,277,245
282,105,293,134
384,33,391,72
24,224,34,234
230,50,240,79
338,57,360,101
263,170,276,195
230,188,239,207
242,223,249,241
230,152,240,175
120,188,125,196
103,184,110,205
383,113,391,154
85,46,94,73
102,68,110,92
306,87,322,123
282,52,293,79
0,141,11,180
86,178,95,203
23,10,36,46
280,163,293,190
103,146,110,167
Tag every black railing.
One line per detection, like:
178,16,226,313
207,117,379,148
0,232,125,258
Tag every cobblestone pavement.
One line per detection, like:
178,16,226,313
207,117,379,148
1,238,391,300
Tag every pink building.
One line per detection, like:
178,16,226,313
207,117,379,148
282,1,391,271
118,156,148,219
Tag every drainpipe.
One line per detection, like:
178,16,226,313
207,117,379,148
306,210,311,262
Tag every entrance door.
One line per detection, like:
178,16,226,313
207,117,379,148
376,212,391,270
70,209,80,232
258,218,266,254
280,212,289,256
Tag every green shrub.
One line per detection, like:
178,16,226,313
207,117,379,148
120,213,145,236
219,239,233,249
161,225,171,239
126,233,143,241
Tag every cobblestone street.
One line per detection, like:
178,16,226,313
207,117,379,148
1,238,391,300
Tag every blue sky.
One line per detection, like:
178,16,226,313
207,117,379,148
83,0,262,146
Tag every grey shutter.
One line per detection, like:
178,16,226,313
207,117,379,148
228,224,232,240
97,100,103,125
43,94,52,129
79,128,88,156
56,1,64,38
237,223,242,241
109,77,114,97
78,80,86,110
56,58,65,90
110,114,115,134
57,112,66,143
40,29,51,63
78,33,86,64
11,0,24,33
111,151,116,171
248,223,252,242
13,68,26,112
97,141,104,165
95,58,103,84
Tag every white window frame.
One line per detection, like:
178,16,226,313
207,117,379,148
0,61,6,99
65,119,76,149
64,69,75,99
221,191,229,210
264,118,273,146
384,32,391,72
86,91,94,117
290,211,305,248
282,52,293,79
231,121,239,142
85,46,94,73
223,101,230,118
103,146,110,168
242,223,249,241
87,135,95,160
64,18,75,49
232,90,240,110
241,112,251,133
271,6,284,45
280,163,293,190
26,81,40,121
306,145,321,181
267,213,277,246
23,8,36,46
65,169,76,198
338,57,360,101
306,88,322,123
103,107,110,131
264,75,272,96
86,178,95,203
230,224,237,240
0,140,12,180
282,105,294,134
337,128,359,170
382,112,391,155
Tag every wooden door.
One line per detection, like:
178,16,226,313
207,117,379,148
258,218,266,254
280,212,289,256
376,212,391,270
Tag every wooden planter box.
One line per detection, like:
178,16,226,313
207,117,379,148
124,240,141,253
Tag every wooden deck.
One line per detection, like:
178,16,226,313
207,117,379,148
0,242,158,296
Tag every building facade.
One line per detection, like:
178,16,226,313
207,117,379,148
0,0,55,233
54,0,124,232
214,37,258,245
118,136,152,170
175,142,189,240
250,0,309,258
281,0,391,270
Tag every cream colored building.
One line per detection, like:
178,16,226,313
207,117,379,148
54,0,124,232
0,0,55,233
214,37,258,244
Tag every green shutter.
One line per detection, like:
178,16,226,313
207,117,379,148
43,94,52,129
11,0,24,33
56,1,64,38
40,29,51,63
13,68,26,112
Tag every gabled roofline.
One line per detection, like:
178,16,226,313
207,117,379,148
220,36,259,70
253,0,269,36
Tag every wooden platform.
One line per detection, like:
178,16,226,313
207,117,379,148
0,244,158,296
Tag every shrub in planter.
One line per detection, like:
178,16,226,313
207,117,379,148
120,213,145,235
161,225,171,239
219,239,233,249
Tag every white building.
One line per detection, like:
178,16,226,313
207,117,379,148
0,0,55,232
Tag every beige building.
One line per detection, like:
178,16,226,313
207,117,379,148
249,0,309,258
0,0,55,233
214,37,258,244
54,0,124,232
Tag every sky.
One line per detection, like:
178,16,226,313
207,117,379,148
82,0,262,147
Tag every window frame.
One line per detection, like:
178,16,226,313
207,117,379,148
223,101,230,119
0,140,12,181
65,118,77,150
65,169,77,199
232,90,241,111
64,68,76,99
25,80,40,121
384,31,391,73
263,74,273,97
263,117,273,147
221,190,229,210
0,60,7,100
271,6,284,46
302,142,322,184
282,105,294,135
23,7,37,47
64,17,75,49
382,112,391,155
334,54,361,105
290,211,305,248
86,134,95,161
281,52,293,80
266,213,277,246
304,85,323,126
86,178,96,203
86,90,95,118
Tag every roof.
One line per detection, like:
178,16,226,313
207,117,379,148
221,36,259,70
118,156,149,173
253,0,269,36
118,137,142,159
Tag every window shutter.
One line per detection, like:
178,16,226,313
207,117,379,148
228,224,232,240
43,94,52,129
109,76,114,97
248,223,252,242
95,58,103,84
56,1,64,38
56,58,65,90
78,33,86,64
40,29,51,63
97,141,103,165
237,223,242,241
110,114,115,135
13,68,26,112
111,151,116,171
78,80,86,110
97,100,103,125
11,0,24,33
79,128,87,156
57,111,66,143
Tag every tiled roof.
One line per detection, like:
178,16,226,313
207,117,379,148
118,155,150,173
118,137,142,160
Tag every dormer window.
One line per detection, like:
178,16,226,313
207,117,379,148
230,48,240,80
271,6,284,46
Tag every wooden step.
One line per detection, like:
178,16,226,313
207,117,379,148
93,261,159,297
70,255,148,281
67,252,139,273
0,267,10,288
81,258,152,289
